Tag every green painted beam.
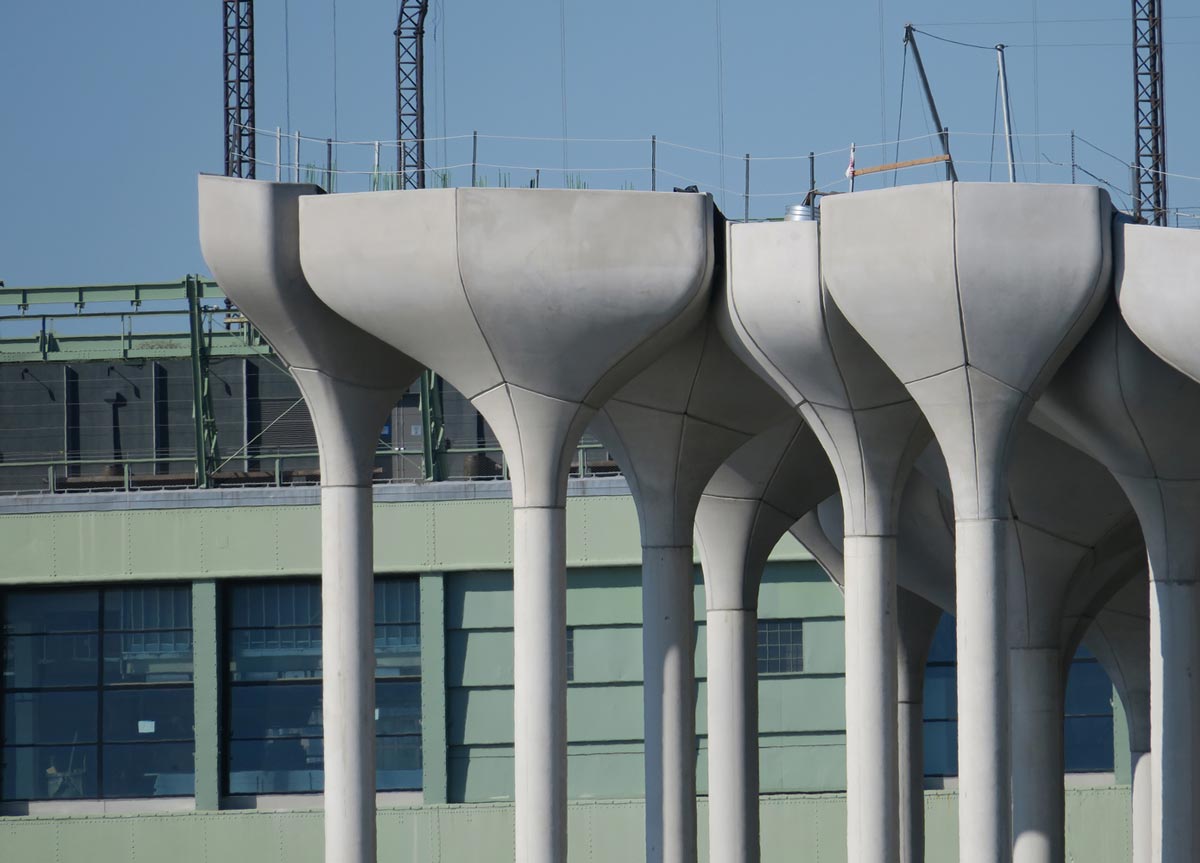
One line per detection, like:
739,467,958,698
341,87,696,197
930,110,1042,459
191,581,222,810
420,573,449,804
0,494,814,586
0,279,224,308
0,788,1135,863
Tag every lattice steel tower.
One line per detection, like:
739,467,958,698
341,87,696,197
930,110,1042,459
1133,0,1167,225
223,1,256,178
395,1,430,190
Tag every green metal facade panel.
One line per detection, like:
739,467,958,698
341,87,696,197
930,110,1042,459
0,789,1134,863
420,574,450,804
444,560,850,803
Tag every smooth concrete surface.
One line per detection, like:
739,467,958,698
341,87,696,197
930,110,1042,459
1113,223,1200,387
592,313,792,863
1035,297,1200,863
297,187,715,863
896,590,944,863
1083,576,1152,863
198,175,420,863
823,182,1113,863
695,419,838,863
720,218,929,863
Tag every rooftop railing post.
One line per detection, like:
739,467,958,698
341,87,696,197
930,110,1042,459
1070,130,1077,184
651,135,658,191
326,138,334,192
294,131,300,183
275,127,282,182
471,130,478,187
744,153,751,222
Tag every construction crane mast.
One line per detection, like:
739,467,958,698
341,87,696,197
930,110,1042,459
1132,0,1167,225
395,1,430,190
223,1,256,179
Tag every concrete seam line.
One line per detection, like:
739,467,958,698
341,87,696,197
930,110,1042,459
451,189,507,392
289,365,413,393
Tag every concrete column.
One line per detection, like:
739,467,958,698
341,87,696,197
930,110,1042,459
843,535,899,863
1148,576,1200,863
642,545,699,863
320,484,377,863
1132,749,1152,863
823,183,1112,863
896,588,944,863
719,218,928,863
953,517,1012,863
512,505,569,863
198,175,421,863
297,187,717,863
591,320,792,863
706,608,760,863
695,420,837,863
1009,647,1064,863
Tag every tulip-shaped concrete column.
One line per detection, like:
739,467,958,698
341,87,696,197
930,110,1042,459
1036,296,1200,863
792,468,956,863
719,218,929,863
823,183,1112,863
1001,426,1137,863
591,318,791,863
1109,224,1200,863
1080,576,1152,863
198,176,421,863
298,188,714,863
694,419,837,863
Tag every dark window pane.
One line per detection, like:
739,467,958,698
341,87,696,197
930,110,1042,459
4,691,98,745
923,665,957,721
375,580,419,626
377,681,421,735
228,738,324,794
1065,660,1113,716
376,735,422,791
103,632,193,684
104,586,192,632
2,745,98,800
230,683,322,740
927,614,956,663
3,590,99,635
230,583,320,629
102,742,195,797
1064,715,1114,773
4,633,99,687
103,688,194,743
923,719,958,777
228,628,322,681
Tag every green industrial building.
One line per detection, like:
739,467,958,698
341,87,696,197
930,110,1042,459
0,279,1131,861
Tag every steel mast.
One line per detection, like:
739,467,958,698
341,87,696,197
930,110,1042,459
1132,0,1168,225
223,1,256,178
395,0,430,190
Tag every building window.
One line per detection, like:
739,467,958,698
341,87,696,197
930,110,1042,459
757,619,804,674
922,614,1114,777
225,578,421,795
1063,645,1115,773
922,614,958,778
1,586,194,800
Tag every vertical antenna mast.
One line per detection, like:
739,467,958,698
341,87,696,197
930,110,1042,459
223,1,256,178
396,0,430,190
1132,0,1167,225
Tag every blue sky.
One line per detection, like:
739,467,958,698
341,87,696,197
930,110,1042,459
1,1,1197,286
